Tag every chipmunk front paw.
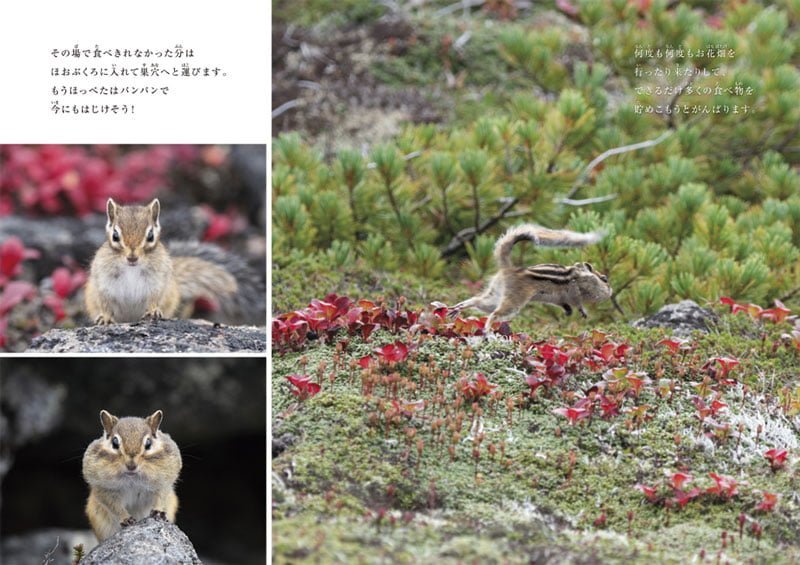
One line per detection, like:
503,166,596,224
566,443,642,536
120,516,137,528
142,309,163,321
149,509,168,521
94,314,115,325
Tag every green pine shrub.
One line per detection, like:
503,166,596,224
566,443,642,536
273,1,800,320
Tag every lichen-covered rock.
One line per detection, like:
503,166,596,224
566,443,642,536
632,300,719,336
26,319,266,353
81,515,201,565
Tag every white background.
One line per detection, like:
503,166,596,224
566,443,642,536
0,0,269,143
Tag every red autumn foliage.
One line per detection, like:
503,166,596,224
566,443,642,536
1,145,202,216
755,492,777,513
458,373,497,401
720,297,792,324
286,374,321,401
706,473,739,499
0,237,40,285
763,448,788,471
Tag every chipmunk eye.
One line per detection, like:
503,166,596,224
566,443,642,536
600,275,608,283
111,436,120,449
112,229,120,243
144,438,152,450
146,229,155,243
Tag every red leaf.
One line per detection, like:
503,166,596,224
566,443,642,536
635,484,658,502
286,374,321,400
669,471,692,490
0,237,40,280
0,280,36,316
756,491,777,512
43,294,65,321
764,448,788,470
553,406,590,425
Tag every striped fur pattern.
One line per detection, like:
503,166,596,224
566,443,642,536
494,224,604,269
451,225,611,329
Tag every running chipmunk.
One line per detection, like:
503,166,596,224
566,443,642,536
449,224,619,329
84,198,265,325
82,409,182,542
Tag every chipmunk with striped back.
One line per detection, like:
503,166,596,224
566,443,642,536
84,198,264,325
449,224,617,328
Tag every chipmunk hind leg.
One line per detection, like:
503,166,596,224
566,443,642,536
485,297,524,334
450,275,503,318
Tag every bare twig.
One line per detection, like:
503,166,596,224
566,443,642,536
558,194,618,206
271,99,304,119
441,197,518,257
42,536,59,565
434,0,484,17
779,287,800,303
565,130,673,200
453,31,472,52
297,80,321,91
774,120,800,153
366,150,421,169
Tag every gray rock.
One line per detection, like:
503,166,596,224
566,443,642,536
26,319,266,353
632,300,719,337
82,515,201,565
1,529,97,565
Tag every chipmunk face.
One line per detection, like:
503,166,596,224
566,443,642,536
91,409,169,483
106,198,162,266
573,262,613,303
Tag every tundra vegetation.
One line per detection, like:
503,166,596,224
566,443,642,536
272,1,800,562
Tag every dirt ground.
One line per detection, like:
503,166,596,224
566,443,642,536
272,18,444,155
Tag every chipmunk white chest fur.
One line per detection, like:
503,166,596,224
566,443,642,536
450,224,615,328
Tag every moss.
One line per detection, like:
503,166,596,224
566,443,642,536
273,308,800,562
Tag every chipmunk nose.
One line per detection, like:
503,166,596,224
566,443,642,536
126,461,137,471
126,255,138,266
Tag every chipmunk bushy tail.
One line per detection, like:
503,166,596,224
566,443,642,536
493,224,605,269
168,242,265,325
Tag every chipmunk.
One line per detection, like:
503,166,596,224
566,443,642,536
449,224,615,329
82,409,182,542
84,198,265,325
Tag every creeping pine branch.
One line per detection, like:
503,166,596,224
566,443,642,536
564,130,673,200
666,75,695,129
441,197,518,257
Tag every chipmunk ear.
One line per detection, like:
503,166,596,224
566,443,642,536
106,199,118,223
148,199,161,226
146,410,163,436
100,410,118,437
584,262,594,272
